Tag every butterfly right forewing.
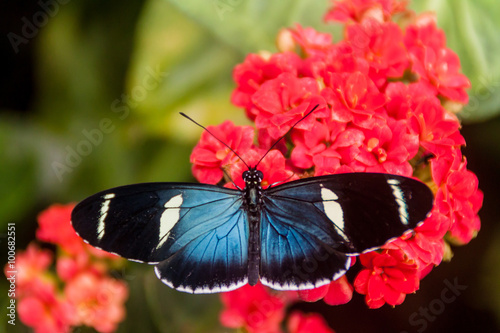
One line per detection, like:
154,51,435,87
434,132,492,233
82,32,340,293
258,172,433,289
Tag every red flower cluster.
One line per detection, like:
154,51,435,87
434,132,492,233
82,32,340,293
189,0,482,321
4,204,128,333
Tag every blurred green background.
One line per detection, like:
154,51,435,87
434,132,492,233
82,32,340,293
1,0,500,332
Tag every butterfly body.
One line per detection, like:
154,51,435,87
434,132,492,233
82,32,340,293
72,170,433,294
242,168,264,286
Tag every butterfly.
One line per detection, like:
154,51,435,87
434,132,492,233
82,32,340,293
71,105,434,294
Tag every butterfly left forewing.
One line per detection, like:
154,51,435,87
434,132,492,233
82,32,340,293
71,183,249,293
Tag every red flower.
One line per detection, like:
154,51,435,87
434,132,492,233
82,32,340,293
326,127,366,172
385,210,449,278
288,24,333,57
310,41,368,80
298,275,354,306
220,283,290,333
346,19,409,87
290,120,342,170
65,272,128,333
17,279,75,333
405,19,470,103
55,251,108,282
352,119,419,175
435,156,483,244
37,204,85,256
385,81,439,120
322,71,387,128
252,72,328,139
232,52,303,119
414,99,464,151
190,120,255,184
354,249,419,308
288,312,335,333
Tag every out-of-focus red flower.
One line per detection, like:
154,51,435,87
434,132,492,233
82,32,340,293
288,311,336,333
7,243,52,295
324,0,409,23
190,120,255,184
55,251,108,282
37,204,85,256
288,24,333,57
354,249,419,308
220,283,289,333
37,203,118,260
13,203,128,332
17,279,75,333
65,272,128,333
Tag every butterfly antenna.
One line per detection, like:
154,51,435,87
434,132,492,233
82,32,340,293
255,104,320,168
180,112,251,170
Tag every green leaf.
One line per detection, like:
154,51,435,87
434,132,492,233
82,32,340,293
411,0,500,123
166,0,336,54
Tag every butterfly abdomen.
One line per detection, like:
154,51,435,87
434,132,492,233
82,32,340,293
247,212,260,286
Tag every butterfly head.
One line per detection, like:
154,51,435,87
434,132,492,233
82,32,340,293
242,168,264,186
242,168,263,211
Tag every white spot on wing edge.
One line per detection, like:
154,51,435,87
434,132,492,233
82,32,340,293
157,194,183,249
320,186,349,242
97,193,115,241
387,178,409,225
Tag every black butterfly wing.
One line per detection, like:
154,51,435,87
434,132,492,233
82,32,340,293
71,183,249,293
259,173,433,289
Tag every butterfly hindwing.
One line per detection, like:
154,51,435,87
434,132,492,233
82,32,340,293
265,172,434,255
71,183,249,293
259,196,351,290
